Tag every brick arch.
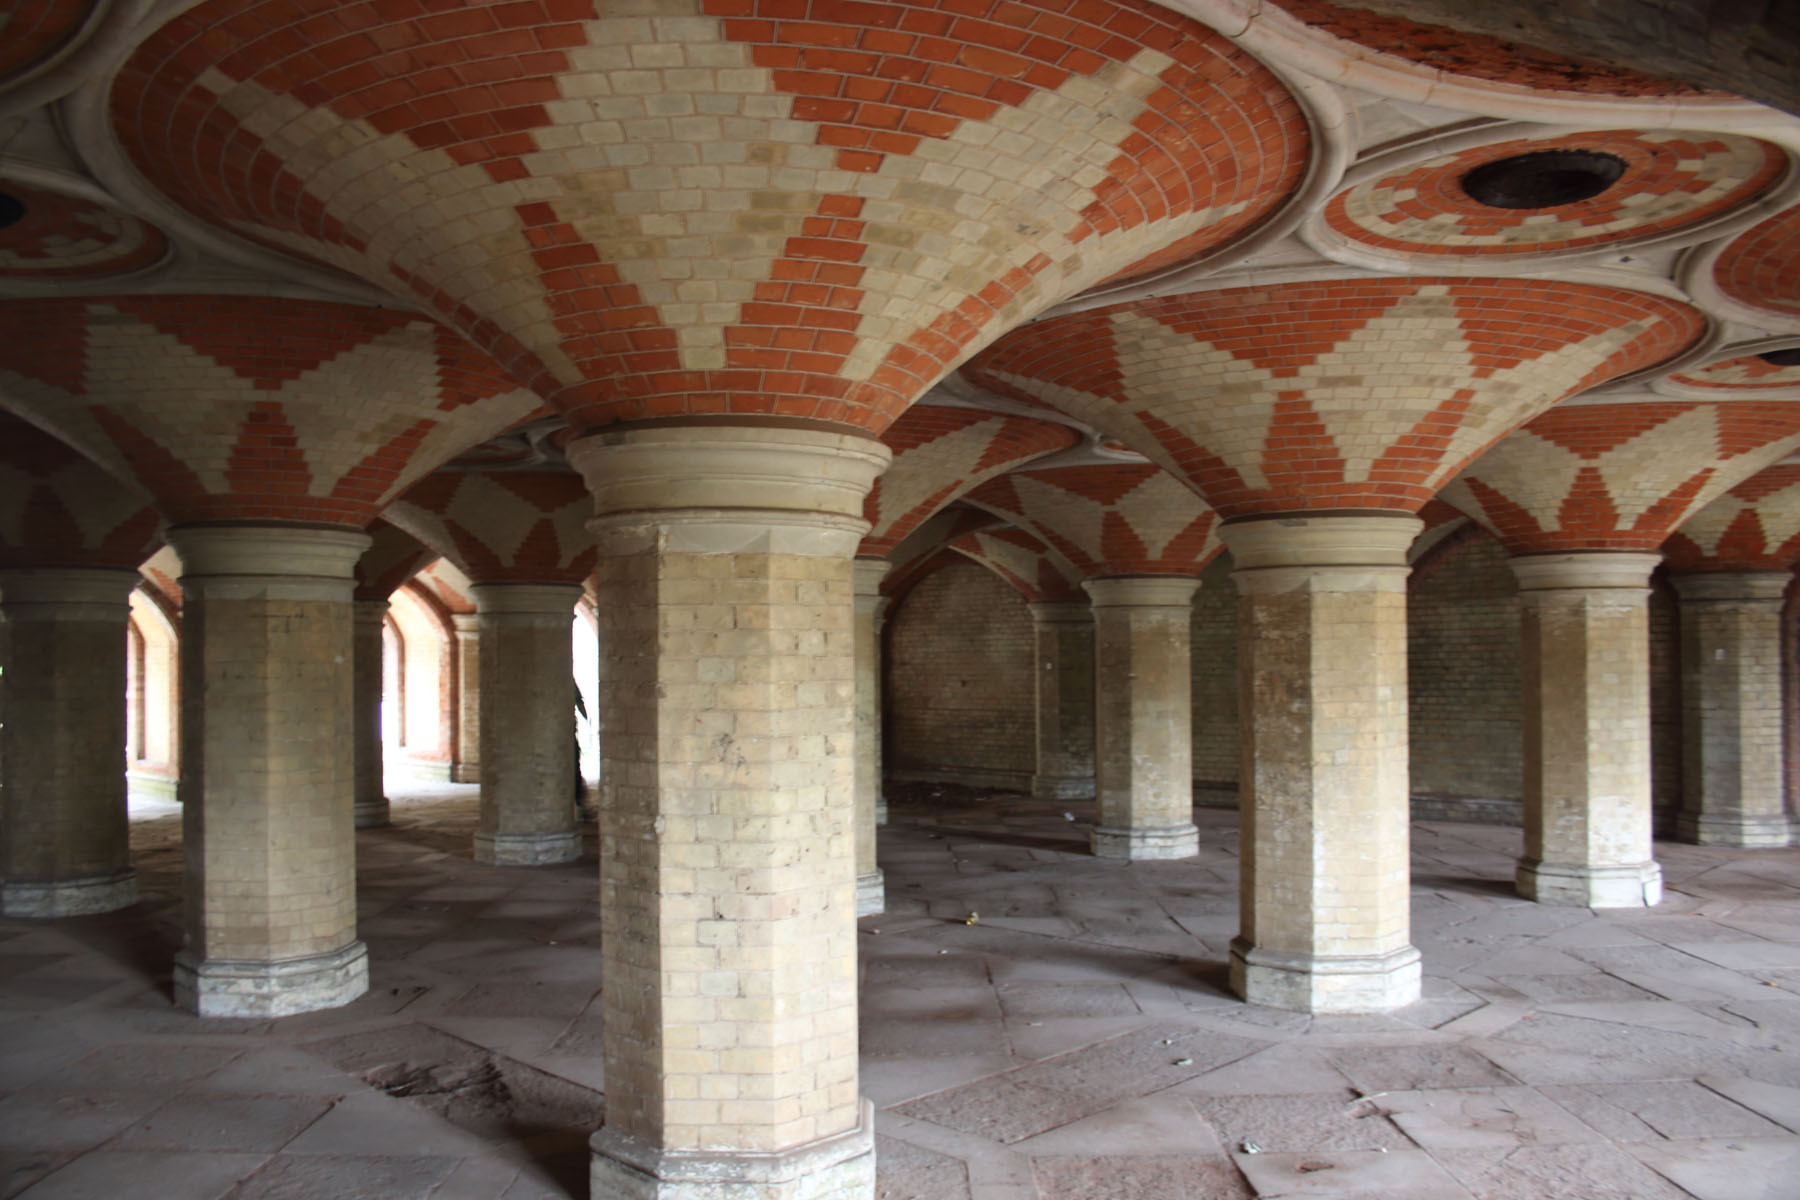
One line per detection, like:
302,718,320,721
1713,203,1800,321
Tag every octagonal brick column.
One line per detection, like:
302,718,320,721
168,525,370,1018
1511,553,1665,907
568,425,889,1200
0,568,140,917
1082,577,1199,859
352,599,391,829
1221,514,1422,1014
1673,571,1795,847
472,582,584,866
852,558,889,917
1029,602,1096,801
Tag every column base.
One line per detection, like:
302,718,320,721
1031,774,1095,801
1517,858,1662,907
1674,812,1795,848
591,1101,874,1200
1091,823,1198,860
174,940,369,1018
875,797,888,826
1230,940,1421,1014
474,830,582,866
354,797,391,829
1,869,137,918
855,871,884,917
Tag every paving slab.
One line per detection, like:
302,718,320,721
1189,1092,1413,1155
1374,1086,1599,1151
1433,1143,1695,1199
1031,1154,1253,1199
1232,1147,1477,1199
1539,1080,1790,1141
18,1150,266,1200
1626,1135,1800,1200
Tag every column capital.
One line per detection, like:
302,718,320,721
852,556,891,605
568,424,891,558
470,580,585,616
1221,512,1420,594
0,565,139,612
1510,551,1661,593
452,611,480,636
168,525,370,602
1669,570,1792,604
1028,600,1093,627
1082,575,1198,608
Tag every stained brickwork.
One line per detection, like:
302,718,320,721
969,279,1703,517
0,184,170,279
112,0,1308,432
385,469,596,583
1713,204,1800,319
964,462,1219,575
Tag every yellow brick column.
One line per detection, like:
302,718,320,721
1511,554,1665,906
1222,514,1421,1013
852,559,888,917
0,568,140,917
352,599,391,829
472,582,584,866
1084,577,1199,860
1673,571,1795,848
167,526,370,1018
1028,602,1096,802
568,426,889,1200
450,612,481,783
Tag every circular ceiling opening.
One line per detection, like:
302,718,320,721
1758,347,1800,367
0,192,25,230
1461,150,1628,210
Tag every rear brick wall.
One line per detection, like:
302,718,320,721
1190,555,1238,792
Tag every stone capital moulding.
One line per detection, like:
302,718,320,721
1508,551,1663,592
167,526,371,604
1028,601,1094,627
1668,570,1793,603
0,566,139,616
1221,512,1421,594
469,581,586,617
852,556,891,603
1081,576,1201,608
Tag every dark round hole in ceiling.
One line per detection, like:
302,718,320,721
1461,150,1628,210
1759,347,1800,368
0,192,25,230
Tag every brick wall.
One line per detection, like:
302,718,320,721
1191,555,1238,795
1650,574,1684,832
886,559,1034,787
1407,532,1523,821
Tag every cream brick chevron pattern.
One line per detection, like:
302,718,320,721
981,469,1216,570
1678,475,1800,557
0,455,149,553
990,291,1664,493
957,528,1081,597
1011,474,1107,561
385,475,592,574
1109,469,1213,560
191,13,1260,395
866,416,1011,545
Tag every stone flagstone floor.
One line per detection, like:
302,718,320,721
1,779,1798,1198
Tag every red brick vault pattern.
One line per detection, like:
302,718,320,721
355,518,440,602
0,0,91,79
0,184,170,280
1669,353,1800,391
1440,401,1800,553
860,404,1078,556
384,469,595,584
1664,464,1800,572
949,523,1085,602
0,415,162,569
112,0,1308,434
0,297,541,526
1326,131,1785,259
1713,203,1800,320
965,278,1704,517
964,462,1218,577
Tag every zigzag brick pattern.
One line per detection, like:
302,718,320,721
1326,131,1784,258
0,184,170,279
1664,463,1800,571
949,524,1085,602
111,0,1307,434
1713,203,1800,319
384,469,595,584
0,416,161,568
964,462,1217,577
1441,401,1800,552
1670,354,1800,390
0,297,541,527
967,278,1703,518
861,404,1078,555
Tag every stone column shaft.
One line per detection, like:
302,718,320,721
1674,571,1794,847
852,558,889,917
450,612,480,783
168,525,370,1018
1511,553,1664,906
1223,514,1422,1014
570,426,886,1200
1028,602,1096,801
1084,577,1199,859
0,567,140,917
353,599,390,829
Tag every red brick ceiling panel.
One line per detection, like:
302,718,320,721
0,184,170,279
861,403,1078,554
383,468,595,584
0,415,161,569
964,462,1217,576
0,0,91,78
1713,204,1800,320
355,517,438,601
1327,132,1785,259
1441,401,1800,553
965,278,1704,518
1664,464,1800,571
1271,0,1707,97
1668,353,1800,392
949,523,1085,602
0,297,540,527
413,558,476,614
110,0,1308,435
